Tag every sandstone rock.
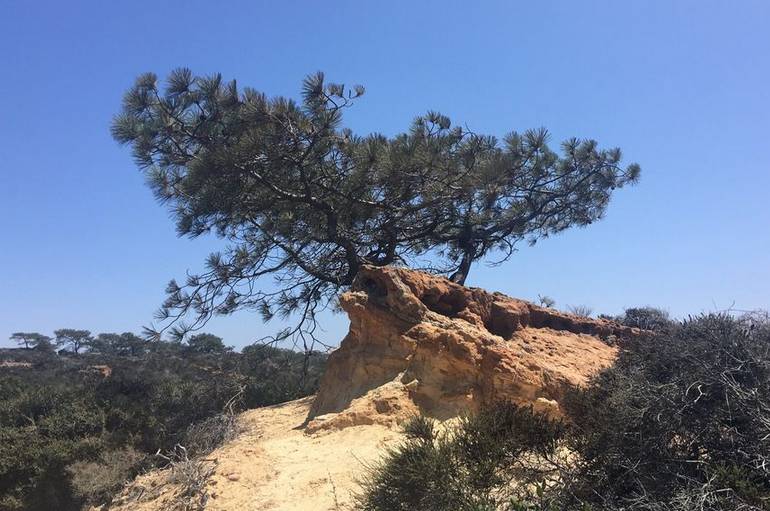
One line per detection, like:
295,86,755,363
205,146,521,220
306,265,640,429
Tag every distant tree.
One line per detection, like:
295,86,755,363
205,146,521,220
9,332,51,350
88,335,111,354
34,336,56,354
617,306,672,331
112,69,640,345
116,332,147,356
186,333,227,354
95,332,147,356
54,329,93,355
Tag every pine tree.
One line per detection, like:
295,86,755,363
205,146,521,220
54,329,93,355
9,332,52,350
112,69,640,346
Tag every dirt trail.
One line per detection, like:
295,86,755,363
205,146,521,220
108,397,401,511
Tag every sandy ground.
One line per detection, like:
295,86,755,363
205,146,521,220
108,396,402,511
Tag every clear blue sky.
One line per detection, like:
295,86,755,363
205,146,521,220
1,0,768,349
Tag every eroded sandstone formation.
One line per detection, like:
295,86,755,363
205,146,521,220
306,265,640,431
106,268,643,511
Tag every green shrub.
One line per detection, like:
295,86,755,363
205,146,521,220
358,403,564,511
615,305,673,331
0,340,325,509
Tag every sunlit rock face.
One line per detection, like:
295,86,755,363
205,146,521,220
305,265,641,432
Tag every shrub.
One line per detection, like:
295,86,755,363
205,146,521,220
537,295,556,308
562,313,770,509
361,313,770,510
358,403,564,511
158,445,215,511
566,304,593,317
67,447,147,504
615,305,673,332
183,414,238,457
0,340,325,508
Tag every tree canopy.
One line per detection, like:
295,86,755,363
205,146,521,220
9,333,52,350
93,333,148,356
53,329,92,355
112,69,640,345
186,333,227,354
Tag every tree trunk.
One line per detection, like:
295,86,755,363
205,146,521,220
449,248,474,286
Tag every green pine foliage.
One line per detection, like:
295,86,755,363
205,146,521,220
112,69,640,345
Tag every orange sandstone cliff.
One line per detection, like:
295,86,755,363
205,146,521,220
305,265,636,432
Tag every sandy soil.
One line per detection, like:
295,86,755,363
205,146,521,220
108,396,402,511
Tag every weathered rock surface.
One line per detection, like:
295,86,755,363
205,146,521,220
306,265,638,431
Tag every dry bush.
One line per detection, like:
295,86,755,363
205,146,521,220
562,312,770,509
183,413,238,457
158,444,215,511
67,446,147,505
361,313,770,510
152,400,240,509
566,304,593,317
